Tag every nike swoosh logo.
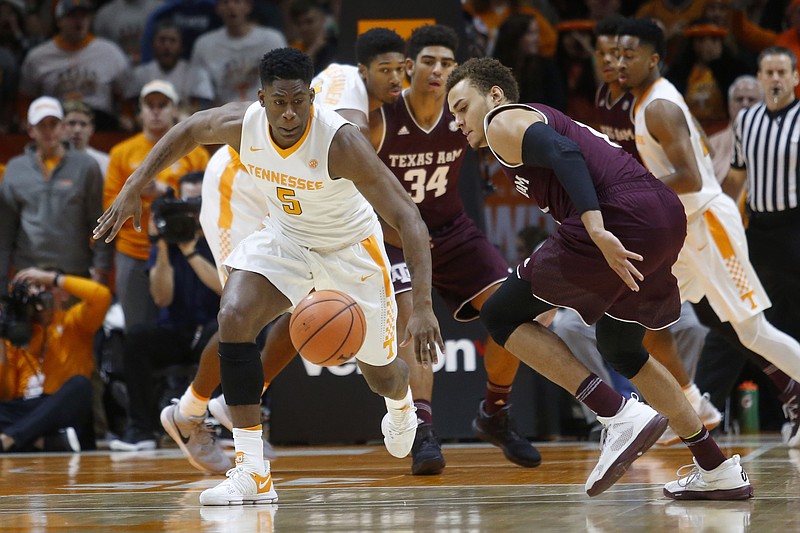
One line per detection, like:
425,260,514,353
258,477,271,490
249,146,264,152
361,273,375,281
172,410,191,445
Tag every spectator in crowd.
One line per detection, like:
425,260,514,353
0,267,112,452
139,0,222,64
104,80,209,332
287,0,337,75
18,0,131,131
667,19,750,136
109,172,223,451
93,0,162,66
0,96,111,290
0,0,33,61
128,19,213,117
190,0,287,107
493,13,565,110
62,99,110,178
635,0,710,64
0,0,29,132
585,0,623,21
709,74,763,186
555,19,599,125
463,0,558,56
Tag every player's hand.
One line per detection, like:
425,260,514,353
592,229,644,292
400,306,444,368
94,181,144,243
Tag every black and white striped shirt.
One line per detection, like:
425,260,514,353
732,99,800,213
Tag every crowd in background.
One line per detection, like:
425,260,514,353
1,0,799,452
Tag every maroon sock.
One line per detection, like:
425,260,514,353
681,426,727,471
414,400,432,426
756,362,797,402
575,374,625,418
484,381,512,415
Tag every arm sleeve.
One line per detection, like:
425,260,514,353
521,122,600,214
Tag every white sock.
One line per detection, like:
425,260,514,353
233,427,267,474
385,386,414,421
179,385,209,419
683,382,702,411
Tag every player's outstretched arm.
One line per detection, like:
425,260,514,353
643,100,703,194
328,124,444,365
93,102,249,243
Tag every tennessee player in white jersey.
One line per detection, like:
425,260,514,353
311,28,406,134
618,20,800,393
95,47,442,507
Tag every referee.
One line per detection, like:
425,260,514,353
727,46,800,445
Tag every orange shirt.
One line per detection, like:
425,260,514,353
0,276,112,401
104,132,209,260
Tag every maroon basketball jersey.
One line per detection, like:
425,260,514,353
595,83,640,162
488,103,659,223
376,91,469,231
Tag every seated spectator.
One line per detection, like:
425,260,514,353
190,0,286,107
128,19,213,117
463,0,558,56
0,96,111,290
139,0,222,64
635,0,710,64
288,0,337,75
93,0,163,65
62,99,110,178
18,0,131,131
0,267,112,452
109,172,222,451
493,13,565,110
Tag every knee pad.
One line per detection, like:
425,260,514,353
596,318,649,379
219,342,265,405
481,275,552,347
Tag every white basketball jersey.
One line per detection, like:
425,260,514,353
311,64,369,116
239,102,378,249
634,77,720,217
200,145,269,282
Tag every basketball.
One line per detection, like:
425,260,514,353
289,289,367,366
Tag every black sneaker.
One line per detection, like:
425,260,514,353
472,400,541,467
411,424,446,475
44,427,81,453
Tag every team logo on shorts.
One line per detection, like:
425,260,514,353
308,159,318,168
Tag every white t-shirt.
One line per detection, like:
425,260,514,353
20,37,130,114
127,58,213,102
190,25,287,106
93,0,164,64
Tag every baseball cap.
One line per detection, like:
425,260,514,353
54,0,93,18
28,96,64,126
140,80,180,105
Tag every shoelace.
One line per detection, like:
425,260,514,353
597,394,639,452
673,463,701,488
222,466,256,493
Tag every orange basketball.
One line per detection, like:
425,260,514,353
289,289,367,366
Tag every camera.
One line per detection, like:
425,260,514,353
0,281,49,347
151,190,201,244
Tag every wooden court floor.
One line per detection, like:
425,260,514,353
0,434,798,532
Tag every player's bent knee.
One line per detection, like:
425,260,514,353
602,349,649,379
481,298,524,347
219,342,265,405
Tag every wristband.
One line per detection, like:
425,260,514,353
184,251,200,260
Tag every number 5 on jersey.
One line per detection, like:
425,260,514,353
277,187,302,215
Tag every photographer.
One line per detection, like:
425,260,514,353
0,268,112,453
109,172,222,451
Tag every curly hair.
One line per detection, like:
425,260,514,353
259,47,314,87
617,18,665,61
445,57,520,103
406,24,459,62
355,28,406,66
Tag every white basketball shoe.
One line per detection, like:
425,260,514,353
663,454,753,500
